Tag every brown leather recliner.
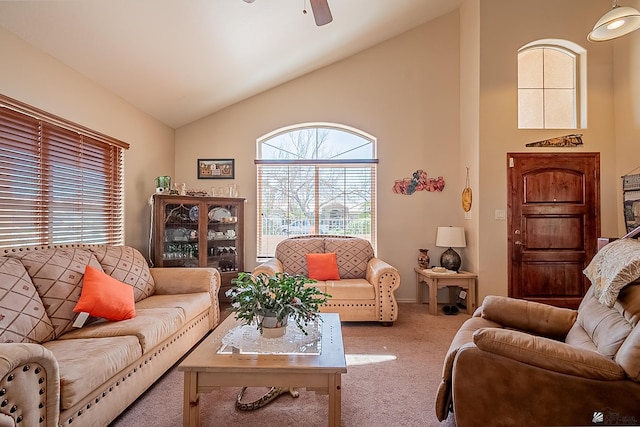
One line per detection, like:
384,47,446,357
435,283,640,426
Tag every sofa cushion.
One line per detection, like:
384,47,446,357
58,307,184,353
325,279,375,300
7,248,103,338
43,335,142,410
135,293,211,321
324,237,373,279
583,238,640,307
89,246,155,301
306,252,340,280
0,257,55,343
276,237,324,276
74,265,136,321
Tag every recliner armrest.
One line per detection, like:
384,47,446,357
481,295,577,339
473,328,625,381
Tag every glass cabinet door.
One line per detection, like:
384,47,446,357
161,200,200,267
205,201,239,273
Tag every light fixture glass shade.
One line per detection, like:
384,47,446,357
435,226,466,248
588,5,640,42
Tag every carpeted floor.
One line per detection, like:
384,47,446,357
110,303,465,426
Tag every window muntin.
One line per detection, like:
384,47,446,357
518,40,586,129
0,96,127,248
256,125,377,259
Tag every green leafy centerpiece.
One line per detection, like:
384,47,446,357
226,272,331,337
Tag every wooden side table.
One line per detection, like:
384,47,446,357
414,267,477,315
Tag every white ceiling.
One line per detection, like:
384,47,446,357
0,0,463,128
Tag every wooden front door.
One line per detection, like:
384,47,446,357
507,153,600,308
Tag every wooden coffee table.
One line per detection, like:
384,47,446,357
178,313,346,427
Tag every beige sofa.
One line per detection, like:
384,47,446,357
436,238,640,426
253,235,400,324
0,244,220,427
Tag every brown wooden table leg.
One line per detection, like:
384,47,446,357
328,373,342,427
183,371,200,427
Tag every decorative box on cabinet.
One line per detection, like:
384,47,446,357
151,194,245,302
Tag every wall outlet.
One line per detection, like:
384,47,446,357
464,211,472,220
495,209,506,220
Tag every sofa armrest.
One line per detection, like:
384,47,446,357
473,328,625,380
366,257,401,322
481,295,577,339
252,258,284,277
0,343,60,427
150,267,220,297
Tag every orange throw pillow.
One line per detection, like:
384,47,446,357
74,265,136,321
306,252,340,281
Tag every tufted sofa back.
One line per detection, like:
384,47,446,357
1,244,155,343
275,235,374,279
566,283,640,381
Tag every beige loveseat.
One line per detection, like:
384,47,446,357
0,244,220,427
253,235,400,324
436,237,640,426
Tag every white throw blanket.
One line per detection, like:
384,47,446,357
583,238,640,307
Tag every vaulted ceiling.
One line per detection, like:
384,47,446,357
0,0,464,128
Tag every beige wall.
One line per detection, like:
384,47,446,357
613,0,640,234
459,0,481,276
475,0,619,302
0,27,175,253
176,12,462,302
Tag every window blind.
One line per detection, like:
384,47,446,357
256,160,377,259
0,96,127,248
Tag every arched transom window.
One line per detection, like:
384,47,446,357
518,39,587,129
255,123,377,259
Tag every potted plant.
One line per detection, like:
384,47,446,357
226,272,331,337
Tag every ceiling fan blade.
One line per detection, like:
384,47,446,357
310,0,333,26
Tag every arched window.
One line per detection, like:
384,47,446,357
255,123,377,258
518,39,586,129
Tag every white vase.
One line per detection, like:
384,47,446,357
259,314,288,338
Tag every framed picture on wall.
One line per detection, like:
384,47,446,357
198,158,235,179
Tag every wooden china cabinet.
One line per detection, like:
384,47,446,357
150,194,245,302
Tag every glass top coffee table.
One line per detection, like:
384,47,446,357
178,312,346,427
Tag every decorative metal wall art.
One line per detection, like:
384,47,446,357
393,169,445,195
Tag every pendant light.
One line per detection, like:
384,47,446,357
588,0,640,42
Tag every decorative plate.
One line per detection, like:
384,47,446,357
189,206,198,221
209,207,231,222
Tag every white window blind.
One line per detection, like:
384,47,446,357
0,96,128,248
255,125,377,259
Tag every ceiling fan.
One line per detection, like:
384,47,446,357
242,0,333,26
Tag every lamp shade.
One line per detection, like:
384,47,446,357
435,226,466,248
588,4,640,42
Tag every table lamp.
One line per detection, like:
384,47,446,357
435,226,466,271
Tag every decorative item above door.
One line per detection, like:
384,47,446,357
525,134,583,147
